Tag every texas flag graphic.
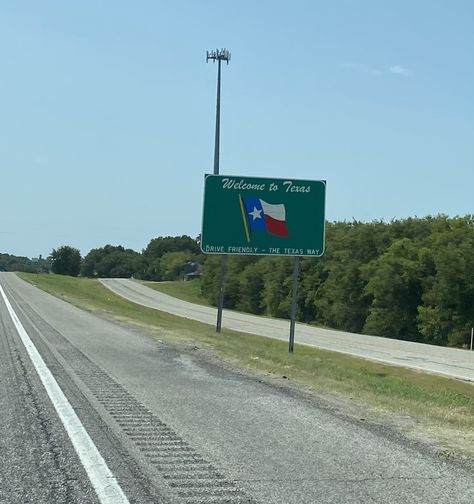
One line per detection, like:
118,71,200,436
240,196,289,240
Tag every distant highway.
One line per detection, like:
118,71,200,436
101,278,474,382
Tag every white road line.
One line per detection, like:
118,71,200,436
0,285,130,504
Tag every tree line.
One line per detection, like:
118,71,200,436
4,215,473,347
201,216,474,347
50,235,203,281
0,253,50,273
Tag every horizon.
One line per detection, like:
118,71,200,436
3,212,473,259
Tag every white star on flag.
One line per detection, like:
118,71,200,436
249,207,262,221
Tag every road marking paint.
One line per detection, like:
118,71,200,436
0,285,130,504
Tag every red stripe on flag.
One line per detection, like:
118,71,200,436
265,215,289,237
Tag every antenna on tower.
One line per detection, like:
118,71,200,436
206,48,231,65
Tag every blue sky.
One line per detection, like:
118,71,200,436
1,1,473,258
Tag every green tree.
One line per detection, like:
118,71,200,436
200,255,263,310
418,218,474,346
143,235,201,280
159,251,190,281
81,245,145,278
224,256,261,310
0,253,33,272
51,246,82,276
144,235,199,259
314,221,389,333
200,255,222,305
363,238,424,341
298,256,328,324
235,259,265,314
259,257,293,318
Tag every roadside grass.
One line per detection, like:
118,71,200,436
18,272,474,456
143,279,209,306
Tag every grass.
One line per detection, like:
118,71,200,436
143,279,209,306
18,272,474,457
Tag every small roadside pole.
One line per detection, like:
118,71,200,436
470,327,473,351
207,48,231,333
289,256,300,353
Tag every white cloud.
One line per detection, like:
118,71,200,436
389,65,412,76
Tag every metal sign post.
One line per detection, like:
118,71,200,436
289,256,300,353
471,327,473,351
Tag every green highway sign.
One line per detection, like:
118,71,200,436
201,174,326,257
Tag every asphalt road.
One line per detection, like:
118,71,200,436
100,278,474,382
2,272,474,503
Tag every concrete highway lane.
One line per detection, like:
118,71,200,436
100,278,474,382
1,272,474,503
